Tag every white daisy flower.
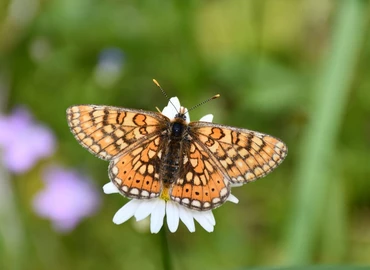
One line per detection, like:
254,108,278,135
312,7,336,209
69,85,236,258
103,97,239,233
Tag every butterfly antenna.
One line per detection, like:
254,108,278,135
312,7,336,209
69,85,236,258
185,94,220,114
153,79,178,113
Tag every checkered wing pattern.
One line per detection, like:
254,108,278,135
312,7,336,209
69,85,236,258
170,139,231,210
189,122,287,185
67,104,288,211
169,122,287,211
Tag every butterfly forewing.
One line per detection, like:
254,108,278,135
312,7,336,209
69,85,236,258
189,121,288,185
66,105,168,160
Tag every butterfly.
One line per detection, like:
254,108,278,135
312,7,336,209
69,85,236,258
66,85,287,211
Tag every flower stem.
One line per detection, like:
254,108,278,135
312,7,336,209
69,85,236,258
160,226,172,270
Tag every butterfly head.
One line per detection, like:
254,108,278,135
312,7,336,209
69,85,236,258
170,106,188,138
174,106,187,121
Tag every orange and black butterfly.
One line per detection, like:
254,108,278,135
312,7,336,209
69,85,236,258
66,81,287,211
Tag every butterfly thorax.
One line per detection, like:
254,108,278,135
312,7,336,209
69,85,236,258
160,113,188,190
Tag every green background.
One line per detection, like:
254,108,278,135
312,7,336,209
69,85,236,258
1,0,370,269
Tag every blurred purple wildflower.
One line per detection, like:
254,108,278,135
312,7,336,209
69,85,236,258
33,166,101,232
0,106,55,174
94,47,125,87
98,47,124,67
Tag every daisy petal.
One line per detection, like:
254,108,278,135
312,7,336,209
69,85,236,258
192,210,214,232
166,201,180,232
227,194,239,204
203,210,216,226
103,182,119,194
113,200,141,224
169,97,181,112
185,109,190,122
161,106,173,119
199,114,213,122
179,206,195,232
150,199,166,233
135,199,158,221
230,183,243,187
162,97,180,119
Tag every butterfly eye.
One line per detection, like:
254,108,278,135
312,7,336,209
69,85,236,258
174,113,186,120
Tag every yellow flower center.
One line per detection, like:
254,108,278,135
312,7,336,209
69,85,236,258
160,187,170,201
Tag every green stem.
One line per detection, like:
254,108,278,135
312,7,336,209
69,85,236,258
160,226,172,270
285,0,366,264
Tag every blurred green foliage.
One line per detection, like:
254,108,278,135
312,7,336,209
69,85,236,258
1,0,370,269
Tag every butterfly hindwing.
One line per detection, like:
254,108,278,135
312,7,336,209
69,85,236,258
108,136,164,199
170,139,230,210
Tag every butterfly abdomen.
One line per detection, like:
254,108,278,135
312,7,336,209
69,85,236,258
160,119,187,186
161,140,182,185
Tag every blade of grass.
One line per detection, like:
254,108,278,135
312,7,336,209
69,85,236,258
0,89,25,269
321,174,346,262
0,167,24,270
285,0,367,264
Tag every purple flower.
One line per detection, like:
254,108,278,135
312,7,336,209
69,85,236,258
94,47,125,87
33,166,101,232
98,47,124,68
0,106,55,174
